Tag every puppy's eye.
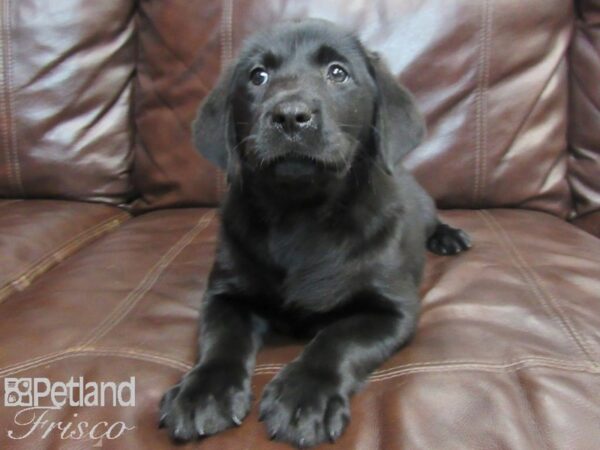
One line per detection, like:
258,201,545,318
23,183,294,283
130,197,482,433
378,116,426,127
250,67,269,86
327,64,349,83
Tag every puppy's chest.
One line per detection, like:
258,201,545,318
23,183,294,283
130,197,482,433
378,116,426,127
263,224,364,310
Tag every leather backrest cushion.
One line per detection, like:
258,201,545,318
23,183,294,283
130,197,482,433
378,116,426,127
132,0,226,211
0,0,136,204
568,0,600,220
132,0,574,216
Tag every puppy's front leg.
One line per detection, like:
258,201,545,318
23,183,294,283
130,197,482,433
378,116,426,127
259,293,419,447
160,292,266,441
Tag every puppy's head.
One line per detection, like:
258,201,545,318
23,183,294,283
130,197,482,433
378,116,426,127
193,19,424,191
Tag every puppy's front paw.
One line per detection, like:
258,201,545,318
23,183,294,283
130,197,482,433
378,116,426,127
159,363,251,442
427,223,472,255
259,363,350,448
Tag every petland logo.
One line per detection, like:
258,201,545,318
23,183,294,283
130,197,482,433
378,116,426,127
4,377,136,446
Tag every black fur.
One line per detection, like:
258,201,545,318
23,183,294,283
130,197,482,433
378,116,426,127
160,19,471,448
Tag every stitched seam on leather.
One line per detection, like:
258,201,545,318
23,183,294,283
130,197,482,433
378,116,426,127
86,347,192,369
481,1,492,204
513,371,551,450
0,211,129,285
5,0,22,195
0,0,23,196
2,351,599,380
0,212,129,304
473,0,492,206
0,349,68,375
0,0,13,193
79,347,190,371
368,362,600,381
0,0,11,191
3,352,591,382
254,359,600,381
78,211,215,348
472,0,483,204
0,347,192,376
365,362,600,382
0,348,189,377
480,210,598,365
252,355,594,374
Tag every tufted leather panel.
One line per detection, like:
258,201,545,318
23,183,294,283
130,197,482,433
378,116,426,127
132,0,574,217
0,0,136,204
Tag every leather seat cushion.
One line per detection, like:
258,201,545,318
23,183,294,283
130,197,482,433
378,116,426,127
0,208,598,449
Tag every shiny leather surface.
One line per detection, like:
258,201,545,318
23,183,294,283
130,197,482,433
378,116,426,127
0,209,599,449
0,0,136,203
1,1,599,449
0,199,128,303
569,0,600,223
132,0,574,217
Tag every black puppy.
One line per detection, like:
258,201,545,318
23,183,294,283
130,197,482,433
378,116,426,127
160,19,471,448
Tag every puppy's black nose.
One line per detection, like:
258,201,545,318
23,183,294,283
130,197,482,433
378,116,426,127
271,101,314,135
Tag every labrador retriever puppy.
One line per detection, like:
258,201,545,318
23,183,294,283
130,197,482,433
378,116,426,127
160,18,471,448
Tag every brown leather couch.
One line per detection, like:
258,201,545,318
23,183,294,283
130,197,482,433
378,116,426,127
1,1,599,449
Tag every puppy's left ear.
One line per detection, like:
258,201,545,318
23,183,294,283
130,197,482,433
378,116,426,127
192,65,237,171
367,52,426,173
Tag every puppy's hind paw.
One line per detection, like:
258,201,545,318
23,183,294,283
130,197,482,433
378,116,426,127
427,223,472,256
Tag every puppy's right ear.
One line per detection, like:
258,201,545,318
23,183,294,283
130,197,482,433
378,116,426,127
192,66,237,170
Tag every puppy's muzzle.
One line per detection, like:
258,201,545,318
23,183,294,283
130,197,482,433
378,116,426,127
269,100,320,138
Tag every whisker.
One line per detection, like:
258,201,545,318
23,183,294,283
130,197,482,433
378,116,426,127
231,134,258,154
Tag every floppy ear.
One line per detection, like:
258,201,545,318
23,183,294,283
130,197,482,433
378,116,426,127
367,52,426,173
191,66,237,171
